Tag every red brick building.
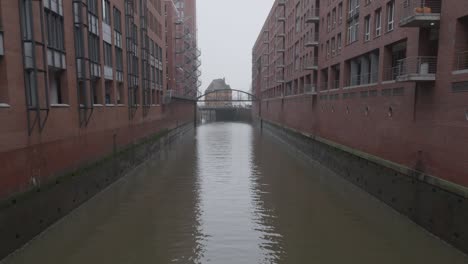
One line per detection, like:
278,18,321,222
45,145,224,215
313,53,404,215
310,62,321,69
0,0,197,201
253,1,468,193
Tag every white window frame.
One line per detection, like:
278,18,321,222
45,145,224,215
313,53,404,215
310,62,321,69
364,16,371,41
375,9,382,37
387,0,395,32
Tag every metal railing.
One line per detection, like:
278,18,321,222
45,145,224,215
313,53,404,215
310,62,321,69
347,7,360,21
383,66,400,81
455,51,468,71
401,0,441,21
275,73,285,83
304,56,318,70
304,84,317,94
332,79,340,89
305,32,319,46
305,8,320,22
320,82,329,91
278,0,286,6
397,56,437,76
346,72,378,87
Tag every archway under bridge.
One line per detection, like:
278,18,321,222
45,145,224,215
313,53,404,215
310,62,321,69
194,89,261,125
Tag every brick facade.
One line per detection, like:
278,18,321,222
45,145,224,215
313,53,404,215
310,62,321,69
0,0,198,201
253,0,468,188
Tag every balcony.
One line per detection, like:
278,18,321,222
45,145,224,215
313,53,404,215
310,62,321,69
305,9,320,23
276,44,285,53
276,73,285,83
345,72,378,87
394,56,437,82
400,0,441,28
319,82,329,91
276,64,285,69
347,8,360,22
304,84,317,94
278,0,286,6
331,79,340,89
454,51,468,72
275,32,286,38
305,57,318,70
305,32,319,47
276,15,286,22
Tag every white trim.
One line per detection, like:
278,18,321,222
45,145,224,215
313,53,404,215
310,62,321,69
0,103,11,108
50,103,70,108
452,69,468,75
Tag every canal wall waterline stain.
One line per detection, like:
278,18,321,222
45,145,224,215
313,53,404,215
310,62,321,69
0,122,194,261
261,120,468,255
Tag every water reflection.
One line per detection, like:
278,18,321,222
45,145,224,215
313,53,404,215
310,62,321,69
195,122,284,263
2,122,467,264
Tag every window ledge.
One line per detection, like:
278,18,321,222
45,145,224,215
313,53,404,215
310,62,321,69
116,104,126,107
452,69,468,75
382,80,396,84
344,83,378,89
105,104,115,107
50,103,70,108
0,103,11,108
93,104,104,107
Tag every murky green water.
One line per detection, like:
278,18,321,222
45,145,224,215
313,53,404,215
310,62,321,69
3,123,467,263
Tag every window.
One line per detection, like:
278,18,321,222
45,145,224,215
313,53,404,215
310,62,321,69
331,37,336,56
117,83,124,104
375,9,382,37
387,0,395,32
364,15,371,41
105,81,114,104
327,13,331,32
365,0,371,5
44,0,67,103
326,40,330,58
332,9,337,29
48,70,64,104
337,33,342,52
102,0,111,25
45,6,65,52
295,2,301,33
104,42,112,67
114,7,124,83
338,3,343,24
88,0,100,78
347,18,359,44
91,80,102,104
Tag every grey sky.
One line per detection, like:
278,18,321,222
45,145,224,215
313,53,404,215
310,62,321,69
197,0,273,94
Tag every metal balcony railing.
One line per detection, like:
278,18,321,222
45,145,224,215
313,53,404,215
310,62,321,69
276,73,285,83
400,0,441,27
383,66,400,81
278,0,286,6
332,79,340,89
304,84,317,94
305,57,318,70
455,51,468,71
320,82,329,91
305,8,320,23
397,56,437,80
305,32,319,47
347,8,360,21
346,72,378,87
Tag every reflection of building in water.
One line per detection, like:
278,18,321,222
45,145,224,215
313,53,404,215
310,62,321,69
205,78,232,107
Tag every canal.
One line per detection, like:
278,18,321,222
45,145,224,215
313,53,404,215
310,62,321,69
2,123,467,264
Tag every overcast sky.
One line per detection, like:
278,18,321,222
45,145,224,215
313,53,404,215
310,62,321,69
197,0,273,93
